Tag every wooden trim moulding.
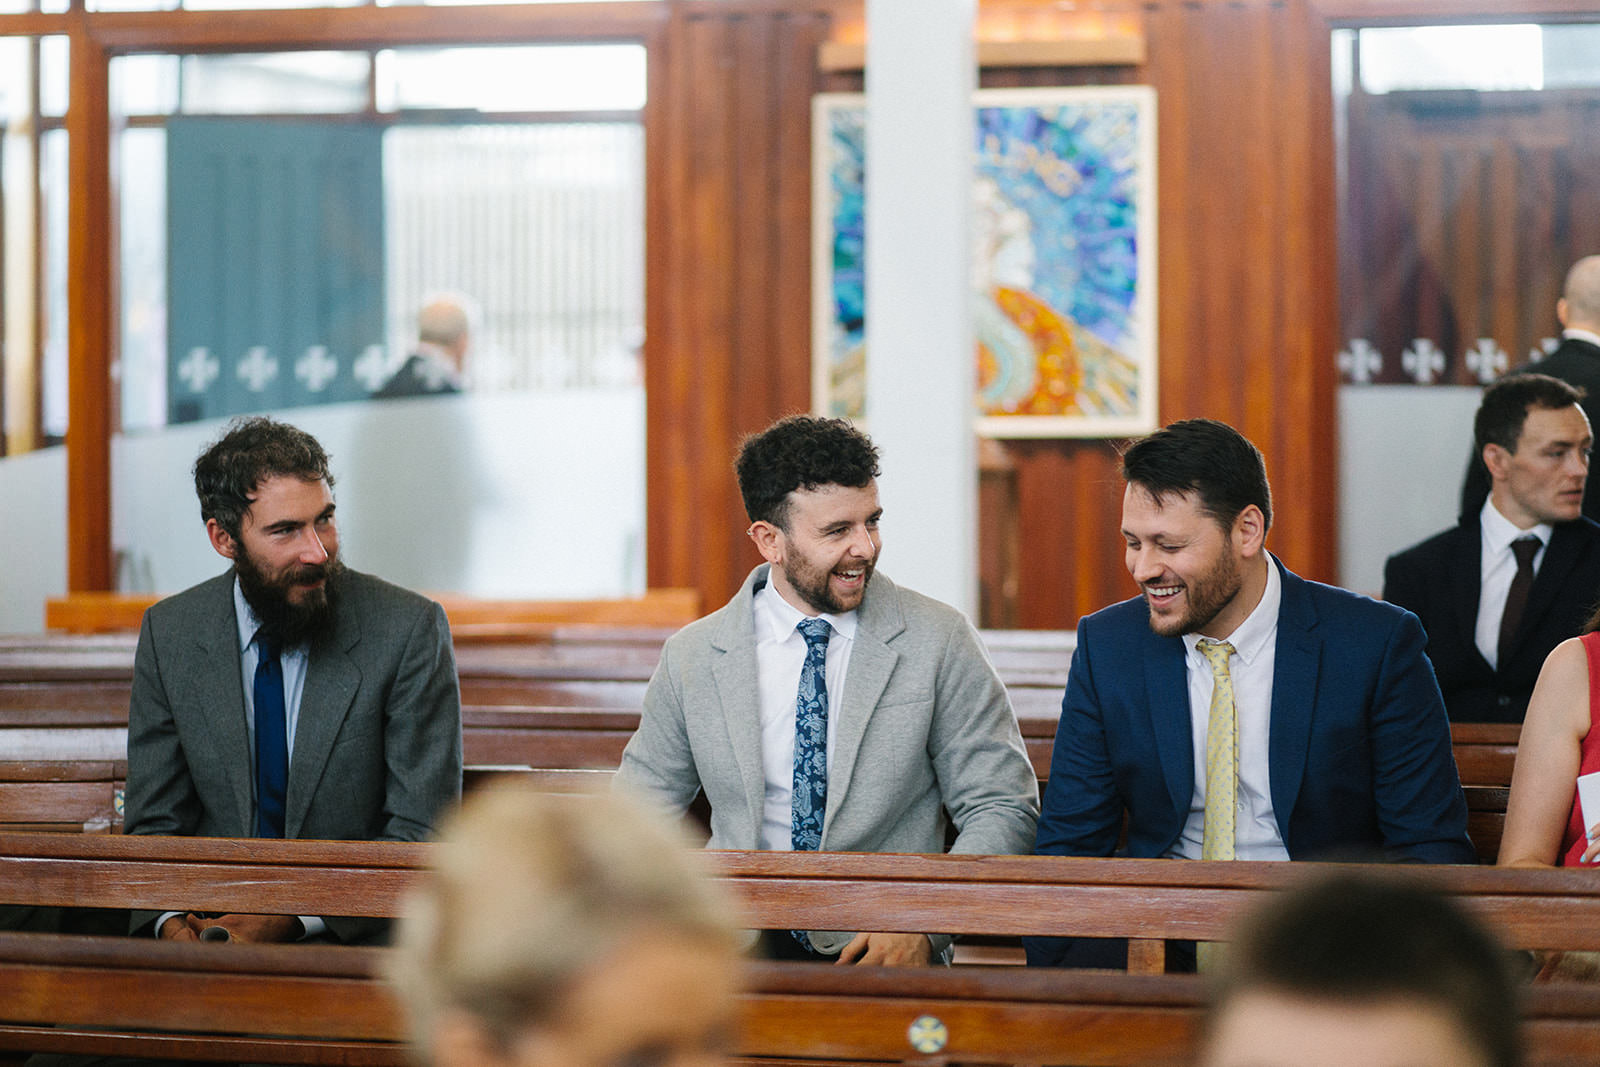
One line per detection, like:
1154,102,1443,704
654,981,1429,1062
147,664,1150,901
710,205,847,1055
818,35,1146,72
68,3,667,54
1310,0,1600,26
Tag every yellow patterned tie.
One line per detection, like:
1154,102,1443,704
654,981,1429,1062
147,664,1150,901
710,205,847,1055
1197,638,1236,973
1199,639,1238,862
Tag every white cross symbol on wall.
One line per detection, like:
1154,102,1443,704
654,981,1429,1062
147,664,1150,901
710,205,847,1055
1401,338,1446,385
237,347,279,392
1336,339,1382,384
177,347,219,394
353,345,390,392
1464,338,1509,384
295,346,339,392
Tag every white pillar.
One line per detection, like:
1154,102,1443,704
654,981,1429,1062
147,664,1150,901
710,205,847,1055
864,0,977,617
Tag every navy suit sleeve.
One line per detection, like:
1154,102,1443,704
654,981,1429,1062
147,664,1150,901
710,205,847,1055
1367,609,1476,864
1034,614,1124,858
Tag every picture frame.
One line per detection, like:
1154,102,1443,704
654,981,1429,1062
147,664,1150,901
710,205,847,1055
812,86,1159,438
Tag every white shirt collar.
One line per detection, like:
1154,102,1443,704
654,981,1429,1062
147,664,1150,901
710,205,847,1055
1181,553,1281,667
1480,497,1551,553
1563,327,1600,349
753,569,859,643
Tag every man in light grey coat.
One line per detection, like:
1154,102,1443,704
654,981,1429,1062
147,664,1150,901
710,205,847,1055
617,415,1038,965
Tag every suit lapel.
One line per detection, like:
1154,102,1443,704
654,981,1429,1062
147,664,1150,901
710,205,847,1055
1449,521,1489,670
1267,562,1320,845
284,598,362,837
710,567,768,844
823,573,903,837
1144,630,1193,818
187,575,255,834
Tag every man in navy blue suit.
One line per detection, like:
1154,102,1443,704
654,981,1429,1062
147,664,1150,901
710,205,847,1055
1028,419,1475,969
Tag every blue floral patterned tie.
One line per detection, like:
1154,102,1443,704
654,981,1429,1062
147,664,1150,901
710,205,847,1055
790,617,831,951
791,617,832,851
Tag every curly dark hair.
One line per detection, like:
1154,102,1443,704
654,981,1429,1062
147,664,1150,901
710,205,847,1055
1120,418,1273,533
734,415,881,530
193,416,335,540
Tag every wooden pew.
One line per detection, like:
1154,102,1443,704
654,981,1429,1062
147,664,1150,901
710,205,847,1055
3,841,1600,1064
0,932,1208,1066
5,835,1600,968
1,933,1596,1066
0,761,124,833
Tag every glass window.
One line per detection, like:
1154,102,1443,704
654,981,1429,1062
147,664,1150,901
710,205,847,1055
376,45,647,113
40,128,66,442
39,35,67,118
1358,25,1543,94
118,128,167,431
180,52,370,113
1,37,37,454
111,54,180,116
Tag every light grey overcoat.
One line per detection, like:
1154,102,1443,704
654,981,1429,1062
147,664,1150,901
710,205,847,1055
617,565,1039,954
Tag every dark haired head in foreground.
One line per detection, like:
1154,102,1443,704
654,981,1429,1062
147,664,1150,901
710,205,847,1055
1202,875,1520,1067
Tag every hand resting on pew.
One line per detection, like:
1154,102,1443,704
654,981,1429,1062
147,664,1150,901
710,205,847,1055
159,912,303,943
836,930,934,966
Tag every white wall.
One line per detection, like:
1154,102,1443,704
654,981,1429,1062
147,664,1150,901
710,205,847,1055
1338,384,1482,597
0,388,645,634
0,445,68,633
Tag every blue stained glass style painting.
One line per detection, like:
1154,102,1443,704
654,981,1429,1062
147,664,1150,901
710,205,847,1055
813,87,1157,438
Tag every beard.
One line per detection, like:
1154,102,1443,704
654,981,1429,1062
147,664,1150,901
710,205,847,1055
1146,550,1242,637
781,552,876,616
235,544,343,647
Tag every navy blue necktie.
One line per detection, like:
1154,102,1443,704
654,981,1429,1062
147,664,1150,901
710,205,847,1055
253,633,288,838
790,618,831,952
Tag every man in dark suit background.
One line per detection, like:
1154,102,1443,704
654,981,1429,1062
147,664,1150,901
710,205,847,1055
1463,255,1600,521
374,294,470,399
124,417,462,944
1387,375,1600,723
1028,419,1474,969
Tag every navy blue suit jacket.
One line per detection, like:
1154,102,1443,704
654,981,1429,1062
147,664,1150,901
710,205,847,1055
1035,559,1475,867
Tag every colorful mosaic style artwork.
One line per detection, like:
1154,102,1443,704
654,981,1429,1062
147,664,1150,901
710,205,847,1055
813,87,1158,438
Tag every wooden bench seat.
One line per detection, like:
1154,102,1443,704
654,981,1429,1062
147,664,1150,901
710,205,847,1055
4,838,1600,1064
3,835,1598,965
2,935,1595,1066
0,761,124,834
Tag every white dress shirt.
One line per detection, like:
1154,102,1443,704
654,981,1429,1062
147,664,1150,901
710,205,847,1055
752,578,858,851
1564,327,1600,348
1474,499,1550,670
1167,556,1289,862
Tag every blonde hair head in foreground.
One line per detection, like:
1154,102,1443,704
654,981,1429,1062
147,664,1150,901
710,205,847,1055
389,781,740,1067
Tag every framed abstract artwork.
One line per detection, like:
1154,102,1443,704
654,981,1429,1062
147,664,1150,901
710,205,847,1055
812,86,1158,438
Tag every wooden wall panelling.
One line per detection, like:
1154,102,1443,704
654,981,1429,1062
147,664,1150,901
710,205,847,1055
645,5,832,607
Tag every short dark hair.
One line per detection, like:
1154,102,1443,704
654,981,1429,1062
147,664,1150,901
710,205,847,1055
1209,875,1521,1067
193,417,335,540
734,415,880,529
1475,373,1586,456
1120,418,1272,533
